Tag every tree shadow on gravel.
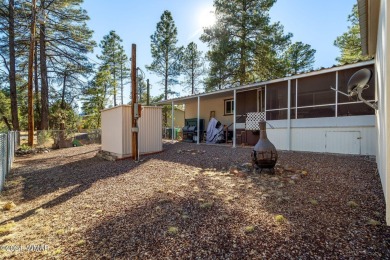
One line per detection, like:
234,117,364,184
76,195,283,259
142,142,390,258
2,148,152,225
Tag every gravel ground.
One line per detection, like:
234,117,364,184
0,142,389,259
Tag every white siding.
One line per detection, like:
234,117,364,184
325,131,360,154
375,0,390,225
266,115,376,155
267,129,289,150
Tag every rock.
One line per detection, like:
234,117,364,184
244,225,255,233
3,201,16,211
274,214,287,224
96,151,117,161
236,171,247,178
241,162,253,170
291,175,300,180
347,200,359,208
367,219,380,226
230,166,247,178
261,193,270,199
229,166,238,175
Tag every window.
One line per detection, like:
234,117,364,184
224,99,234,115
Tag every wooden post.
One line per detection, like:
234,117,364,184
28,0,37,147
131,44,138,160
146,79,150,106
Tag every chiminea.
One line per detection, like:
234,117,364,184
251,121,278,172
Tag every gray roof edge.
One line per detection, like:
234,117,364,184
157,60,375,105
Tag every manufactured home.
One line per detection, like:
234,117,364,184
161,60,376,155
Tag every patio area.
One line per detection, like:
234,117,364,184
0,142,389,259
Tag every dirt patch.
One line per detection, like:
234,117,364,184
0,142,389,259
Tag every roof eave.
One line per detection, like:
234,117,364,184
358,0,380,56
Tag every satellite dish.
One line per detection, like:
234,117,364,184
330,68,377,110
347,68,372,96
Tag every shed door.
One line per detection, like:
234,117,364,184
325,131,361,155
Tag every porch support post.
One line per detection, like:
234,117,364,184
197,96,200,145
265,85,267,119
335,71,339,118
171,101,174,142
287,79,291,151
233,89,237,148
295,79,298,119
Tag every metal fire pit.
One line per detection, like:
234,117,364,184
251,121,278,173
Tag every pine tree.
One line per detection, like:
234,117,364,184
37,0,95,130
147,10,183,100
203,25,233,92
0,0,22,131
201,0,292,90
334,4,372,64
97,30,129,106
182,42,205,95
82,68,111,128
284,41,316,75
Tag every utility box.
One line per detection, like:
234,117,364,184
101,105,162,158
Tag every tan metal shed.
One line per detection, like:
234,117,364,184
101,105,162,158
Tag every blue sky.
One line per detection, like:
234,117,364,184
81,0,357,102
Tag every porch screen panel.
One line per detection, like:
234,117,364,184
338,103,375,116
296,105,336,119
297,72,335,107
266,82,288,110
266,110,288,120
337,65,375,104
236,90,257,116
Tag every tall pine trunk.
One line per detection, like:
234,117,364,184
34,41,41,129
40,20,49,130
61,71,67,109
9,0,20,131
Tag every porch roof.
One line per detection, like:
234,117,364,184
157,60,374,105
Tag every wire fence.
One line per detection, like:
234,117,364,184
19,129,101,149
0,131,18,192
37,129,101,148
0,129,101,192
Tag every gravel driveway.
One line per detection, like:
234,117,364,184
0,142,389,259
